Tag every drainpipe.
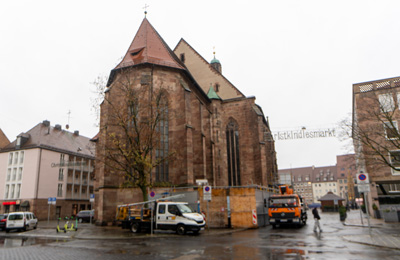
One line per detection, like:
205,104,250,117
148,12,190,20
35,148,43,207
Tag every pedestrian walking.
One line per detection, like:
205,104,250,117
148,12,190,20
312,207,322,232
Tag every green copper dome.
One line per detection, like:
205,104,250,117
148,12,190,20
211,57,220,64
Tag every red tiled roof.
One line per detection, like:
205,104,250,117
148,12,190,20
114,18,185,71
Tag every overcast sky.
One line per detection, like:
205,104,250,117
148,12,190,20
1,1,400,169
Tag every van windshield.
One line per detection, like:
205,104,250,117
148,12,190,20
176,204,194,213
269,197,298,208
9,214,23,220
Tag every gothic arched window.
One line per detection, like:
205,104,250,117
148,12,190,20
155,98,169,182
226,119,240,186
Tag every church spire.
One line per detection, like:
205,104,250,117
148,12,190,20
108,17,185,86
210,47,222,73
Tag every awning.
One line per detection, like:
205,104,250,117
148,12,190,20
20,200,30,207
2,201,16,206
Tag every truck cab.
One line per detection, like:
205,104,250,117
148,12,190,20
268,185,307,228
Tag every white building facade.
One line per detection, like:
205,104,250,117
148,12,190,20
0,121,95,220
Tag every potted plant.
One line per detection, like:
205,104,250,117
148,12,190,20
361,204,366,213
372,203,381,219
382,209,399,222
339,206,347,221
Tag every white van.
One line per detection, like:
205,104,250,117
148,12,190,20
5,212,38,232
118,201,205,235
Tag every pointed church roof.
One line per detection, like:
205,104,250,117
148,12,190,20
114,18,185,71
174,39,245,99
0,129,10,148
207,85,221,100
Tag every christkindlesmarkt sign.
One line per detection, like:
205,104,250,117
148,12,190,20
51,161,87,167
273,128,336,141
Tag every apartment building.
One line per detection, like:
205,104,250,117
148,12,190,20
0,120,95,220
278,154,358,205
353,76,400,212
336,154,358,205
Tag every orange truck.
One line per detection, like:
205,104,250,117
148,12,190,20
268,185,307,228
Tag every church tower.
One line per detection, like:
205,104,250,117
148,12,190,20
95,17,212,225
210,51,222,74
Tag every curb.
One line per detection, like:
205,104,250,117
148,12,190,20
0,227,248,241
342,235,400,251
342,222,380,228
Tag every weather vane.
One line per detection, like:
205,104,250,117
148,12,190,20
143,4,149,17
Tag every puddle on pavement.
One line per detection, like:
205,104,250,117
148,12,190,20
0,237,63,248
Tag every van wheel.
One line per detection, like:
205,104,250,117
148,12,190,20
5,229,9,233
130,223,140,233
176,224,186,235
33,224,37,230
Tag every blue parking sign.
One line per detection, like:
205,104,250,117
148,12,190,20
48,197,56,205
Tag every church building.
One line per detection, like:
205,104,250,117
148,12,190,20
95,17,277,224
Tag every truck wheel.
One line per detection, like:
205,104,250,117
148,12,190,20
176,224,186,235
272,224,276,229
130,223,141,233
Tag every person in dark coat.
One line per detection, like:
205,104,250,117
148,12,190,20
312,207,322,232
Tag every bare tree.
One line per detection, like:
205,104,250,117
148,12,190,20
97,67,174,201
341,93,400,173
90,74,108,127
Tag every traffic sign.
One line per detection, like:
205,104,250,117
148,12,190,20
203,186,212,201
48,197,56,205
150,191,155,198
356,173,370,184
358,184,371,193
90,194,95,202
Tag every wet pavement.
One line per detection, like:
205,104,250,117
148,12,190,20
1,219,245,241
343,209,400,250
0,209,399,259
10,209,398,252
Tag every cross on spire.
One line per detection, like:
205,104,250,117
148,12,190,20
143,4,149,17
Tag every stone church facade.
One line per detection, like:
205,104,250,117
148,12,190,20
95,18,277,224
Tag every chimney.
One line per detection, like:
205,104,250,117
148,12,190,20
55,124,62,131
74,130,79,136
43,120,50,127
